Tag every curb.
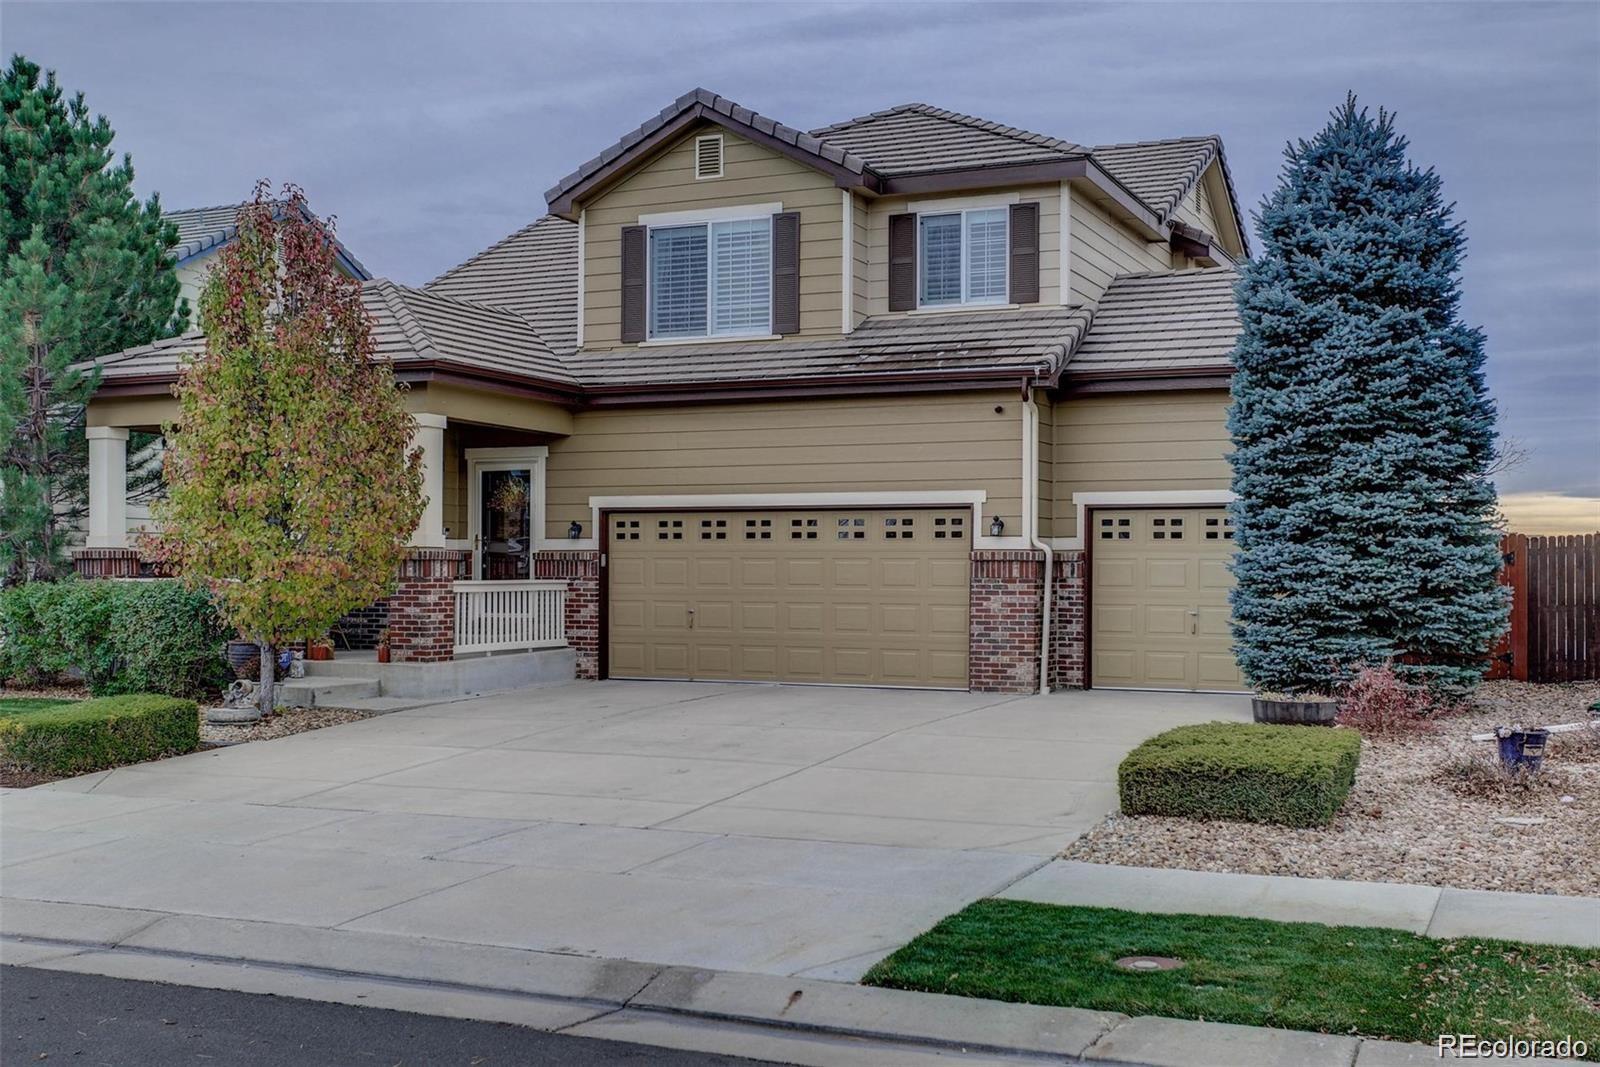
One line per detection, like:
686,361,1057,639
3,902,1588,1066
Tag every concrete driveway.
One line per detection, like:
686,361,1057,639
2,682,1248,980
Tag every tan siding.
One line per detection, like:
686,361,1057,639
443,425,465,540
545,392,1021,541
1052,390,1232,540
851,194,869,328
87,396,179,430
1067,187,1170,304
175,256,213,314
581,130,842,349
1036,394,1054,539
864,185,1062,317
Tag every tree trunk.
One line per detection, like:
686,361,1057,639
258,641,277,714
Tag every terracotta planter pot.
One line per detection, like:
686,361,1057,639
1252,696,1339,726
307,645,333,662
376,645,391,664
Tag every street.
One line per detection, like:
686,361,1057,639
1,966,784,1067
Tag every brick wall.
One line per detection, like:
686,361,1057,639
388,548,470,664
71,548,142,579
534,550,600,680
1051,550,1087,689
335,598,390,650
969,549,1045,694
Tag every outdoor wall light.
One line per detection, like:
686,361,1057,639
568,521,583,540
989,516,1005,537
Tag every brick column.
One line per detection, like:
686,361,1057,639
72,547,142,579
534,550,600,680
389,548,469,663
1051,550,1088,689
969,549,1045,694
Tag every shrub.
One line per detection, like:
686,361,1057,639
0,579,231,698
0,694,199,776
1118,722,1362,828
1336,664,1452,739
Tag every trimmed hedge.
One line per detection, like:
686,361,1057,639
1118,722,1362,828
0,579,231,697
0,694,199,776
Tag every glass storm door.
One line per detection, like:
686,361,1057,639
475,466,534,580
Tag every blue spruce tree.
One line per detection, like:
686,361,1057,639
1228,95,1505,695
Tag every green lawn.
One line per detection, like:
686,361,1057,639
864,900,1600,1056
0,696,79,719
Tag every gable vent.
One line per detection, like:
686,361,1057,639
694,134,724,180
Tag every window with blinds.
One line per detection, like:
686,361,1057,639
648,217,771,339
918,207,1009,308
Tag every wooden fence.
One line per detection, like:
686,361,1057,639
1486,532,1599,682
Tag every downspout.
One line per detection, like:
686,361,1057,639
1021,381,1053,695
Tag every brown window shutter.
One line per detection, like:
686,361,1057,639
620,225,647,343
1009,202,1040,304
771,212,801,335
888,213,917,312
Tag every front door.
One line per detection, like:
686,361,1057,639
473,465,534,580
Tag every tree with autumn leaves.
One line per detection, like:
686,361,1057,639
152,184,423,714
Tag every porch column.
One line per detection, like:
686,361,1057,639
409,413,447,548
86,426,129,549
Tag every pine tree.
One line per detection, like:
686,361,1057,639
152,184,424,714
0,54,186,584
1227,95,1505,696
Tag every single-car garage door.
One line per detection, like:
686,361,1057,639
1090,507,1245,691
607,508,970,687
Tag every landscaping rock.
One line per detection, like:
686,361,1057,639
1063,680,1600,898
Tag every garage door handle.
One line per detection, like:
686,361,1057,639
1189,609,1198,635
687,607,695,630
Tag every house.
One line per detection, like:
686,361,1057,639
78,89,1249,695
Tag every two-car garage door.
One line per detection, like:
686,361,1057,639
607,509,971,688
1089,507,1245,691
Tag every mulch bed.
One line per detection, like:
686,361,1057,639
1062,680,1600,898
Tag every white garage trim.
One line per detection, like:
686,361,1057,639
586,490,1026,549
1051,489,1236,550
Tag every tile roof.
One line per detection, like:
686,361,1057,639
425,215,579,355
92,278,578,389
545,88,873,208
1067,267,1240,377
808,104,1083,177
1089,137,1218,218
574,306,1094,390
161,202,372,278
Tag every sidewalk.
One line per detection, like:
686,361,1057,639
999,861,1600,948
2,899,1590,1066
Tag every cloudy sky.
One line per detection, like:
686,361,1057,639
9,1,1598,531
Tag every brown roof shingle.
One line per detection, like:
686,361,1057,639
1068,267,1239,377
425,215,579,356
808,103,1083,177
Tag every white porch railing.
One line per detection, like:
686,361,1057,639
453,580,567,654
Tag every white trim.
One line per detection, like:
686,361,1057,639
637,202,782,228
907,303,1021,317
1058,180,1072,306
575,208,586,349
639,334,779,348
840,189,853,335
466,446,550,576
1052,489,1236,549
693,133,725,180
907,191,1019,214
584,489,1020,549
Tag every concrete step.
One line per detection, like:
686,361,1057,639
275,676,380,708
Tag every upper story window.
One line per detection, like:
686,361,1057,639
649,217,771,339
919,208,1009,307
